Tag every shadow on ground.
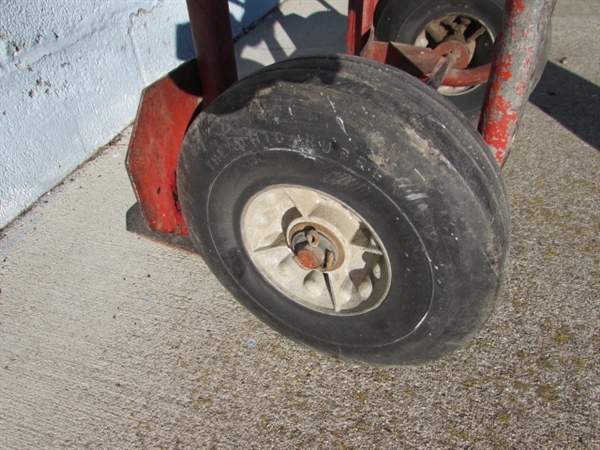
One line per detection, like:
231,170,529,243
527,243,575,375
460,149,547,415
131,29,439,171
530,61,600,152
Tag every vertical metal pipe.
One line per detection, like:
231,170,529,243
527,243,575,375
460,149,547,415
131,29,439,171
346,0,362,55
185,0,238,105
346,0,379,55
478,0,556,167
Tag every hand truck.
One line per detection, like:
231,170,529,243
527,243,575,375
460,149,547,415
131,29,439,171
126,0,555,365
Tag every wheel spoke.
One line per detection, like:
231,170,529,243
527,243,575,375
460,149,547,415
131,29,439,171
248,207,281,234
466,23,487,44
351,245,383,256
440,14,459,28
276,253,310,287
252,244,292,269
351,266,376,297
349,227,383,256
302,270,328,300
325,271,348,312
425,20,449,43
253,232,287,253
283,187,321,217
310,203,361,244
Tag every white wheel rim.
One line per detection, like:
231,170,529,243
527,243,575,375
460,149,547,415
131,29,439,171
241,185,392,315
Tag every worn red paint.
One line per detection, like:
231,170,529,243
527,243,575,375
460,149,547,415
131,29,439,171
516,80,528,97
512,0,527,14
361,0,377,35
495,51,514,82
480,0,555,166
484,95,519,150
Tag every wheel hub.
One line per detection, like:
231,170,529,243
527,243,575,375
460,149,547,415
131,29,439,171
290,226,341,271
432,39,472,69
415,12,495,95
241,185,392,315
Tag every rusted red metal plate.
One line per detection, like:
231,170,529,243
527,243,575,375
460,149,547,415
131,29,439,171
126,59,203,235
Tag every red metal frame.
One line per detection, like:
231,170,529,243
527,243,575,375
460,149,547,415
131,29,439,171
346,0,378,55
126,59,201,235
479,0,555,166
126,0,555,238
126,0,239,235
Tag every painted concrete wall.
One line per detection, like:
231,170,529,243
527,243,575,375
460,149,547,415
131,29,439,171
0,0,280,229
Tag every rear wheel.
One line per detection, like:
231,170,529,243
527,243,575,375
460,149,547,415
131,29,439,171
178,55,510,365
375,0,504,120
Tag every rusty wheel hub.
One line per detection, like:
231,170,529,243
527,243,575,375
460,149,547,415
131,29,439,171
289,224,343,272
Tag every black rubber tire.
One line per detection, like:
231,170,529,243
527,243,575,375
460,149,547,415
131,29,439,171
375,0,505,120
178,55,509,366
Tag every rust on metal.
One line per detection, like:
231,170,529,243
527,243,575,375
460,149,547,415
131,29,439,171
479,0,556,166
426,50,461,90
294,249,325,271
432,40,471,69
290,227,343,272
126,59,203,235
293,229,326,270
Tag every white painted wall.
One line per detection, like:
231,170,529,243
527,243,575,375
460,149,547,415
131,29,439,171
0,0,280,228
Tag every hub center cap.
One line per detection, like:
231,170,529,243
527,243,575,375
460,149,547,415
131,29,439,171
288,222,343,272
291,227,338,271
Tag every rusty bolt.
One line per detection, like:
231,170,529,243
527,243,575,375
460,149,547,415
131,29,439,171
305,229,320,246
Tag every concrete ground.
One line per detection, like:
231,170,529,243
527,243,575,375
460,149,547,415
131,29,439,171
1,0,598,448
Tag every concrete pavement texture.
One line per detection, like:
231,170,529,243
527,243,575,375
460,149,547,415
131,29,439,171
1,0,598,448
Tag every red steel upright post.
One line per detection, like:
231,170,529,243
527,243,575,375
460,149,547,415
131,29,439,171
479,0,556,166
185,0,238,105
347,0,377,55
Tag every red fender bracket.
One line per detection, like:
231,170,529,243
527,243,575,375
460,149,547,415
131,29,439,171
126,59,204,237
